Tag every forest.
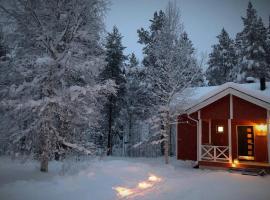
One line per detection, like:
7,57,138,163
0,0,270,172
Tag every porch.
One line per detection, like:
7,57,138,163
198,115,270,169
200,144,270,169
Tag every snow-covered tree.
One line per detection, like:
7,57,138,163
0,0,115,172
138,10,166,68
0,27,6,60
266,17,270,75
123,53,152,156
128,53,139,68
99,26,126,155
235,2,269,81
137,2,204,163
206,28,237,85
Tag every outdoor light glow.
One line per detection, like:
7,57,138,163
148,174,162,182
232,163,236,168
233,159,239,165
217,126,224,133
114,187,134,197
138,181,153,189
255,124,267,136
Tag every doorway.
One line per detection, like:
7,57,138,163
237,126,255,160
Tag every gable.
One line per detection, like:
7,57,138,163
186,87,270,114
201,95,230,119
233,96,267,120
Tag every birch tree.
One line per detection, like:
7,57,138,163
138,2,204,163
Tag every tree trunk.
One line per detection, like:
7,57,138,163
127,112,132,156
107,102,113,156
40,121,50,172
39,63,55,172
40,153,49,172
164,111,170,164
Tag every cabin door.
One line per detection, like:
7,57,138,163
237,126,254,160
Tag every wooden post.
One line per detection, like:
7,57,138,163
176,116,178,159
267,110,270,164
228,94,233,163
214,146,216,161
208,120,211,144
228,119,232,163
198,111,202,161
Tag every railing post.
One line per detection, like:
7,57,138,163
214,146,216,161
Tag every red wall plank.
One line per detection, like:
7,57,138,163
202,120,209,144
177,114,197,161
201,95,230,119
233,96,267,120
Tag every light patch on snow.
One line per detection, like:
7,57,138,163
0,157,269,200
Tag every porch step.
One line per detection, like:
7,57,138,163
228,167,267,176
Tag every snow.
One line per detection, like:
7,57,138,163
171,81,270,111
0,156,270,200
36,56,54,66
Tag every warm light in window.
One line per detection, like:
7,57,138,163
217,126,224,133
255,124,267,136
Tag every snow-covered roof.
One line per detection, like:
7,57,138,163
171,82,270,113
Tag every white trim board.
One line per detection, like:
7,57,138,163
267,110,270,164
186,87,270,114
176,117,178,159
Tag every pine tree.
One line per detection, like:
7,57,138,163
138,10,166,67
129,53,139,68
124,53,139,155
206,28,237,85
100,26,126,155
235,2,269,81
266,17,270,77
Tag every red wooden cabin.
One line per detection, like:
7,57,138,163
176,81,270,169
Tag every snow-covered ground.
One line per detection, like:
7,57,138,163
0,156,270,200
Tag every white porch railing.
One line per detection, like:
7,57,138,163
201,145,229,162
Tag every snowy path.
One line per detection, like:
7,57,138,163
0,156,270,200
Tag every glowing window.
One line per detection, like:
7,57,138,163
247,128,252,133
247,139,252,144
217,125,224,133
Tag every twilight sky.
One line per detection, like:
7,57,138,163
105,0,270,62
